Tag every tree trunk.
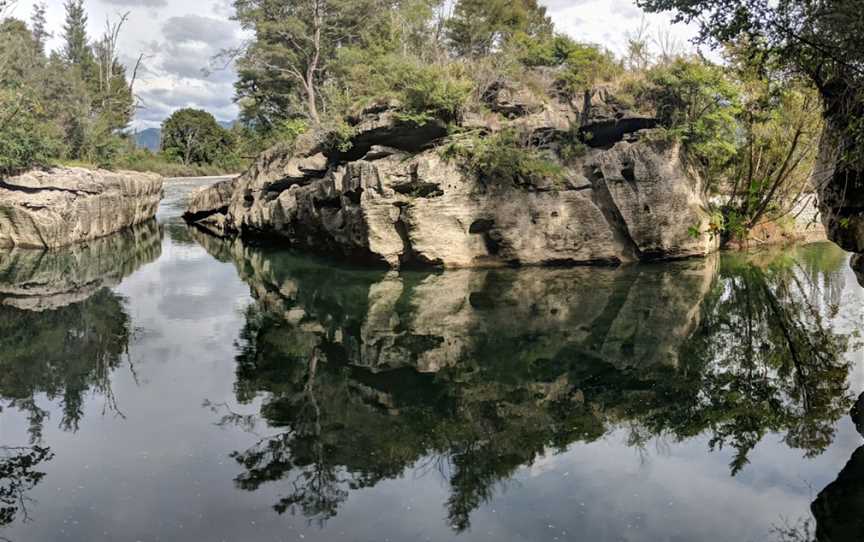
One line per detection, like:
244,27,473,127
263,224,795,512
305,0,323,125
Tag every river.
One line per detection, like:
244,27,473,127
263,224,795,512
0,178,862,542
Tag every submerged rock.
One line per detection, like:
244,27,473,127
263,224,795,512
187,104,717,268
0,167,163,249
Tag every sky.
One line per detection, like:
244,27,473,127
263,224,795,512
5,0,700,130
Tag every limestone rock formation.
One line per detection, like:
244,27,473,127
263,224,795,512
813,121,864,284
187,101,717,268
852,254,863,287
0,220,162,311
0,167,163,249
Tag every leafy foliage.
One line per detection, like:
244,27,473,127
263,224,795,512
0,1,137,172
161,108,237,166
442,128,563,187
634,58,741,175
445,0,552,57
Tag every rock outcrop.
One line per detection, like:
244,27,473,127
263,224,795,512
812,113,864,285
187,97,716,268
0,167,163,249
0,220,162,311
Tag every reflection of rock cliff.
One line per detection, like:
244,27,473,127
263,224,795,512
197,233,854,531
0,220,162,311
195,228,717,372
812,394,864,542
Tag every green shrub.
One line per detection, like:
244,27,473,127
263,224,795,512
443,129,563,186
0,91,61,175
511,32,580,67
632,58,741,172
329,50,473,123
555,44,621,100
400,64,473,123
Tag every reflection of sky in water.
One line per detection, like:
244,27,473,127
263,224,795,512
0,180,862,542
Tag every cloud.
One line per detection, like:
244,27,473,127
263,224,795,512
136,81,238,127
148,15,241,83
161,14,238,49
100,0,168,7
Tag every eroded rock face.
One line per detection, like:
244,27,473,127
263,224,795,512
0,167,163,249
852,254,864,287
0,220,162,311
188,107,716,268
813,116,864,282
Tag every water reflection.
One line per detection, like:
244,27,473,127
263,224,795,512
0,445,53,531
853,254,864,287
0,222,162,440
196,232,858,533
811,393,864,541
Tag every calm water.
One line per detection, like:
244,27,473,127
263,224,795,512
1,179,863,542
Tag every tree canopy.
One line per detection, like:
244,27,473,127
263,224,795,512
161,109,235,166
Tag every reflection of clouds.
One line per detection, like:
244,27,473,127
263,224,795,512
833,259,864,395
493,427,860,542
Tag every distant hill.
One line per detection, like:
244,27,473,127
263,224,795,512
133,120,237,152
133,128,161,152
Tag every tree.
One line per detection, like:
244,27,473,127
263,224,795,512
635,57,741,177
30,2,49,55
0,19,59,174
92,13,136,131
161,109,235,165
233,0,385,124
62,0,93,69
718,46,823,242
445,0,552,57
636,0,864,252
624,17,652,72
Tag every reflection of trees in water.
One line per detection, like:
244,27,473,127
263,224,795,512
0,445,53,535
669,251,854,474
0,223,160,441
211,240,857,532
0,225,159,536
0,290,133,441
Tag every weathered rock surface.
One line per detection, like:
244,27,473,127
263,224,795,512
0,220,162,311
0,167,163,249
813,119,864,284
188,103,716,268
852,254,864,287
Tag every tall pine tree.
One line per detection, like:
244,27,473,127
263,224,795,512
31,2,49,56
62,0,93,68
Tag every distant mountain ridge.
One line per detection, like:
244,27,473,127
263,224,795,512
133,128,161,151
132,121,236,152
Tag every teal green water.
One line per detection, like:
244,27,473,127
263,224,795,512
0,179,863,542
